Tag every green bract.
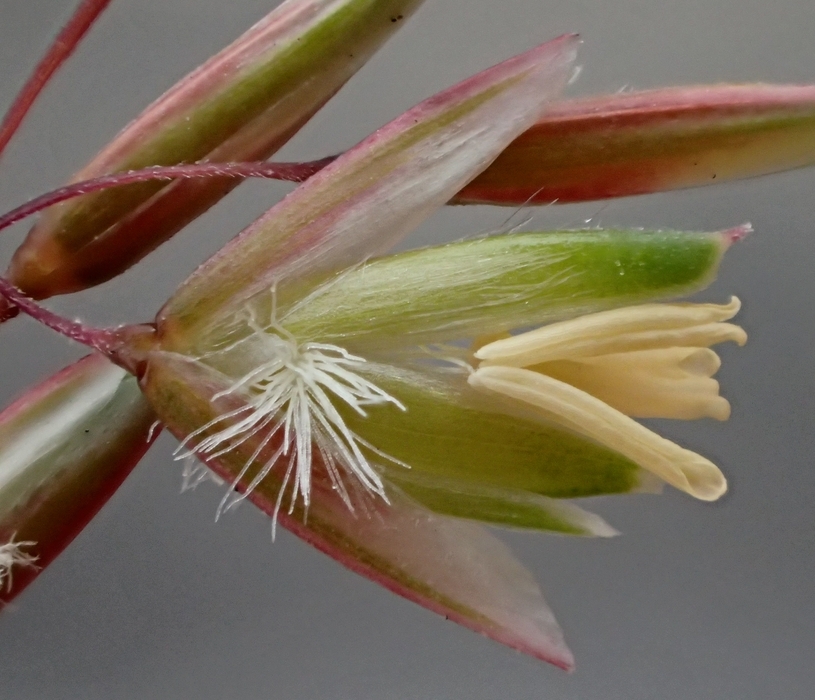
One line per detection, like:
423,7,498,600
283,228,729,348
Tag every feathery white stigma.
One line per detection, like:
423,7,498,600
180,457,225,493
0,536,38,591
176,322,405,525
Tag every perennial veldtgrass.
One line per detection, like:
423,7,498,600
0,0,810,670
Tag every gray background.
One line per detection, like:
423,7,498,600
1,0,814,698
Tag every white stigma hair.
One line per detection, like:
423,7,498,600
175,304,407,529
0,536,38,592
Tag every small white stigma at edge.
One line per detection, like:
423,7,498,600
0,535,38,592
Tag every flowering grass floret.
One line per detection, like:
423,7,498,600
0,0,805,670
175,309,406,524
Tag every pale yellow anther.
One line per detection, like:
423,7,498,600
534,347,731,421
475,296,744,367
469,299,744,501
469,367,727,501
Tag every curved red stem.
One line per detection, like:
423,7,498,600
0,0,114,158
0,276,120,355
0,159,334,234
0,158,335,343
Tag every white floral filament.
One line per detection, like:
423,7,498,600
180,457,225,493
0,536,38,592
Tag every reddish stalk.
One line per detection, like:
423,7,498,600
0,0,114,158
0,159,332,324
0,276,120,355
0,159,334,235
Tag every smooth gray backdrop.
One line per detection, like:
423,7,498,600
1,1,814,698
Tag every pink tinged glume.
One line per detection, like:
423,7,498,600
158,35,581,341
285,489,574,669
455,83,815,204
209,451,575,669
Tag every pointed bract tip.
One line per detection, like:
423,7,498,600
498,34,580,80
544,33,581,55
722,223,753,246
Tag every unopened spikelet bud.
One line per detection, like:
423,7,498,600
456,84,815,205
4,0,426,312
0,354,156,603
